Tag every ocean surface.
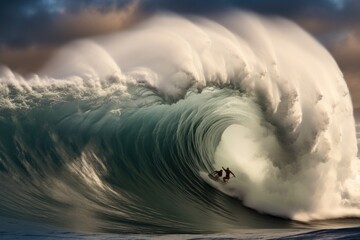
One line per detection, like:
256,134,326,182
1,10,360,239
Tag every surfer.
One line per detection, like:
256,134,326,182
222,167,235,182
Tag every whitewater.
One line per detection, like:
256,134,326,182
1,10,360,234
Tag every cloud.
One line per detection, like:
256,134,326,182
0,46,55,74
0,0,140,74
0,0,355,48
0,0,139,48
140,0,337,15
331,30,360,72
44,1,140,43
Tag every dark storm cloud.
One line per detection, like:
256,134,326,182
0,0,135,48
0,0,357,48
0,0,138,74
141,0,337,16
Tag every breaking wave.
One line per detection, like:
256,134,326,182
0,11,360,233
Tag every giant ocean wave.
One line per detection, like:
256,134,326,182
1,11,360,233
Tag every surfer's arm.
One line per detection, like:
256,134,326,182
222,167,226,171
231,172,235,177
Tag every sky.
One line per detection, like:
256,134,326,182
0,0,359,108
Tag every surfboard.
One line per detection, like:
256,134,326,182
208,173,227,184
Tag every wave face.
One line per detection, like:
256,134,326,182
0,11,360,233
